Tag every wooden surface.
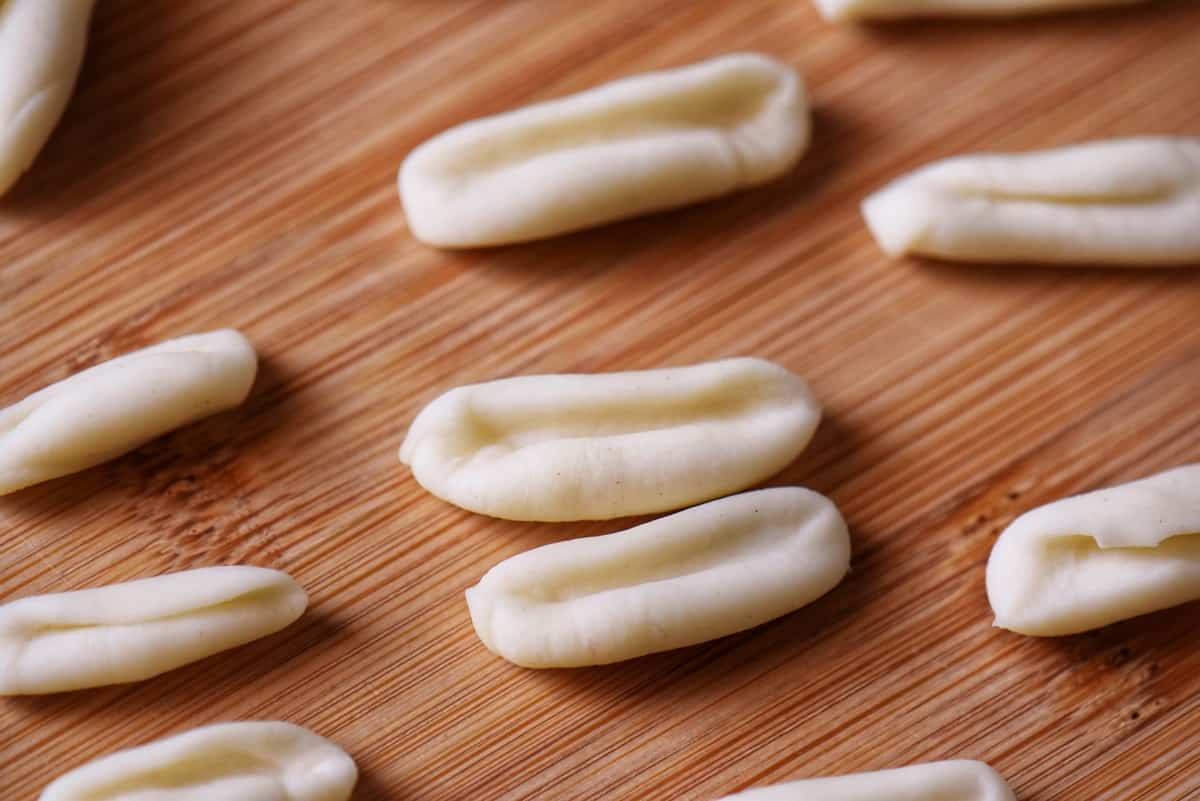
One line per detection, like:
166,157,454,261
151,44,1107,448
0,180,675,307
2,1,1200,799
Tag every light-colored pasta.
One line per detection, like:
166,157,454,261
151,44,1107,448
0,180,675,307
400,357,821,521
0,0,96,196
0,566,307,694
0,329,258,495
863,137,1200,265
466,487,850,667
39,721,357,801
987,464,1200,636
399,53,809,247
815,0,1147,22
715,760,1016,801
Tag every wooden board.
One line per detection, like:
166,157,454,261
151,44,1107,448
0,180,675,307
3,1,1200,798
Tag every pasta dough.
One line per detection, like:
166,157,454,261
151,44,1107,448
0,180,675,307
467,487,850,667
987,464,1200,636
39,721,357,801
399,53,809,247
0,566,307,694
716,760,1016,801
0,329,258,495
814,0,1148,22
400,358,821,521
863,137,1200,265
0,0,96,195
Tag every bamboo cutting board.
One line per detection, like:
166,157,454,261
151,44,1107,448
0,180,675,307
2,1,1200,799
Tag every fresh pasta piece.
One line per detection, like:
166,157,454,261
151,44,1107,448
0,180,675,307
0,566,307,694
0,0,96,196
39,721,357,801
814,0,1146,22
0,329,257,495
400,357,821,521
987,464,1200,636
466,487,850,667
716,760,1016,801
863,137,1200,265
399,52,809,247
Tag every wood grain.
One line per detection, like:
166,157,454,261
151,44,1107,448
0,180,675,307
3,1,1200,799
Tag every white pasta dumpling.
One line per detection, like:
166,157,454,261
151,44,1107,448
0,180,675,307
0,329,257,495
814,0,1147,22
863,137,1200,266
399,52,810,247
400,357,821,521
987,464,1200,636
39,721,357,801
0,0,97,196
0,566,308,694
716,760,1016,801
467,487,850,668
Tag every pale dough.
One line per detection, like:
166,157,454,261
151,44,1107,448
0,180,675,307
987,464,1200,636
815,0,1147,22
400,357,821,521
863,137,1200,266
0,329,258,495
0,566,307,694
399,53,810,247
466,487,850,667
39,721,357,801
0,0,96,196
717,760,1016,801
